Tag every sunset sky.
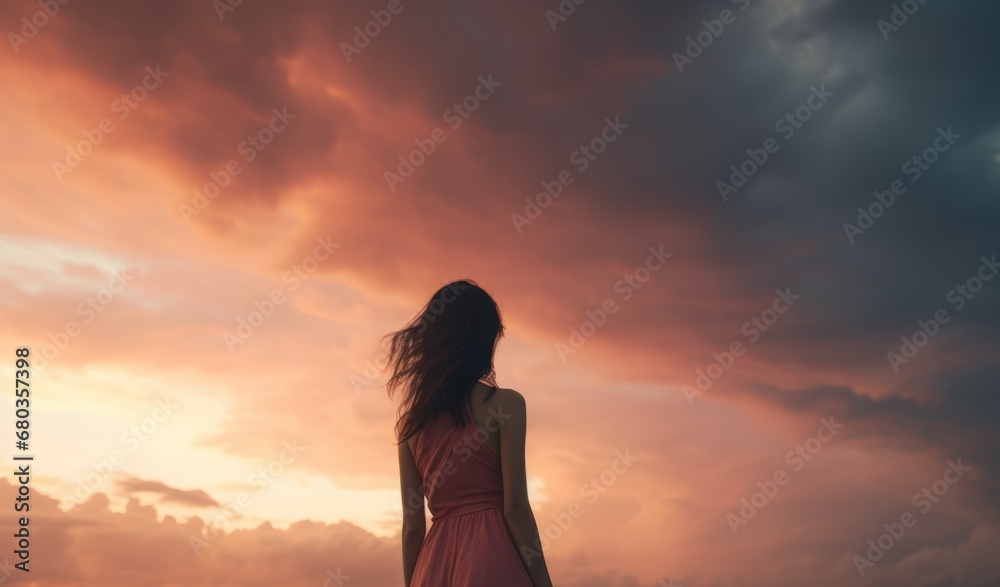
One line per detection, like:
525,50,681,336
1,0,998,585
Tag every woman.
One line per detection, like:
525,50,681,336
384,280,554,587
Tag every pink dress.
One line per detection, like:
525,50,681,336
409,393,533,586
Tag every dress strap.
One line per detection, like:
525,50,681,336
465,383,497,427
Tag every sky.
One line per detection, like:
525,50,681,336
0,0,998,585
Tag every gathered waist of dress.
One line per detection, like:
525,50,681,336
430,501,505,523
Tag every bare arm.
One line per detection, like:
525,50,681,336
498,389,554,587
397,440,426,587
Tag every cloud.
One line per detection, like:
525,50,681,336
117,476,221,508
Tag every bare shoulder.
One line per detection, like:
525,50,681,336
487,387,526,416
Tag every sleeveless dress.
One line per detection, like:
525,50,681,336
409,392,533,586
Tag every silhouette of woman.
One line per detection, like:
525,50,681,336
385,279,554,587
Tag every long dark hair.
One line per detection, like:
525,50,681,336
384,279,504,444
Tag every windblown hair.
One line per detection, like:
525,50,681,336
384,279,504,444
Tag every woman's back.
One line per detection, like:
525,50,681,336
408,383,504,520
406,383,533,586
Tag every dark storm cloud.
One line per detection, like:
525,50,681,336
508,0,1000,392
6,0,994,407
732,365,1000,512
